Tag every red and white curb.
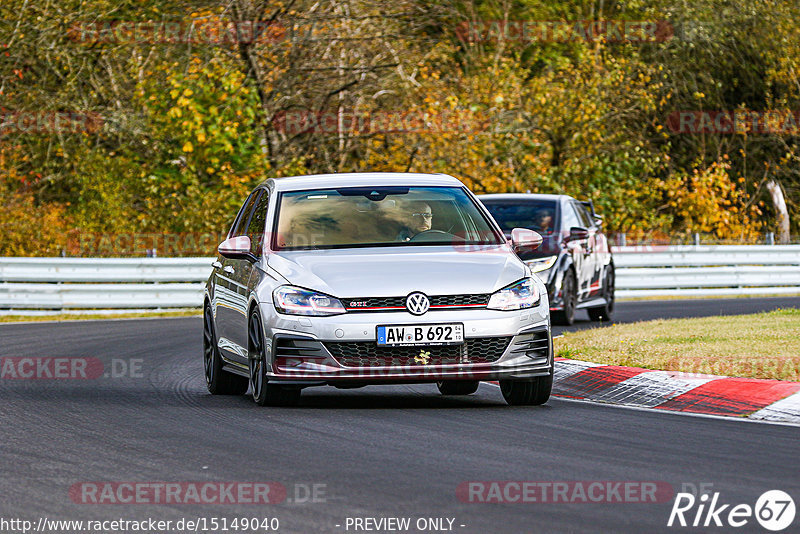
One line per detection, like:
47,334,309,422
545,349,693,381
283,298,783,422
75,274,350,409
550,358,800,424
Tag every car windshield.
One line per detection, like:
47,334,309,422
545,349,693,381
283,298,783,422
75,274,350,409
273,186,504,250
481,199,559,236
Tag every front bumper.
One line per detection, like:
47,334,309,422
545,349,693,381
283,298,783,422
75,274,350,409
261,306,553,384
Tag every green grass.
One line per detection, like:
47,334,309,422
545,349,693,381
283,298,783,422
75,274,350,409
555,308,800,381
0,310,201,323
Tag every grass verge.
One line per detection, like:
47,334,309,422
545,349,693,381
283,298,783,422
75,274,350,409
554,308,800,381
0,310,201,323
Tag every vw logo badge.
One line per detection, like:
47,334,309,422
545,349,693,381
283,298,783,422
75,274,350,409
406,292,430,315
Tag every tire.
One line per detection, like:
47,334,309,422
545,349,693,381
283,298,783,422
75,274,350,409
203,304,248,395
437,380,480,395
552,269,577,326
588,265,615,322
500,373,553,406
248,310,301,407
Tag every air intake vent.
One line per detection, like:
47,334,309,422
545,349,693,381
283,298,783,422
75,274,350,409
508,328,550,362
273,336,326,359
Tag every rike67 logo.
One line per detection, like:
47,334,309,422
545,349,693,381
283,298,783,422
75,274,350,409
668,490,795,531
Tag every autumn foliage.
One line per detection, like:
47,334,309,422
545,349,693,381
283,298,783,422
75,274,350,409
0,0,795,256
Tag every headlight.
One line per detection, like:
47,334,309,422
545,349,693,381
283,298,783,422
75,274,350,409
525,255,557,273
273,286,346,316
487,278,540,311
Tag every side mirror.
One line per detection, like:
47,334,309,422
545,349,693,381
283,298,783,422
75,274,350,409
218,236,256,261
568,227,590,241
511,228,542,251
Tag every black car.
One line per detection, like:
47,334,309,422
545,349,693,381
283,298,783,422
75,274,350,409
478,194,615,325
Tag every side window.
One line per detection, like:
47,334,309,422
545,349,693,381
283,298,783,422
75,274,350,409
230,191,261,238
246,191,269,255
228,191,257,238
561,202,581,230
573,202,593,228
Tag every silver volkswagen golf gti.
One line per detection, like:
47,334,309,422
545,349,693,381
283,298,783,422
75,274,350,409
203,173,553,406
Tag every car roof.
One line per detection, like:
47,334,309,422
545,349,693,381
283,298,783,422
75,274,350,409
262,172,464,192
477,193,569,202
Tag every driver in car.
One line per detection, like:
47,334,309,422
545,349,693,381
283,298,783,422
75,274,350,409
396,202,433,241
536,209,553,234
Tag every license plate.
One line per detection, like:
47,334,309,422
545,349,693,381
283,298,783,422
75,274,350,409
376,323,464,346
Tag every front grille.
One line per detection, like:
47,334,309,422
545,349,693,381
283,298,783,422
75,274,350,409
324,337,512,368
430,294,489,307
345,297,406,310
344,294,490,311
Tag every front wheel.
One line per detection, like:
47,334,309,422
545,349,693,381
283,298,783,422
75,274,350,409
499,373,553,406
588,265,615,322
203,305,248,395
437,380,480,395
248,310,301,407
552,269,577,326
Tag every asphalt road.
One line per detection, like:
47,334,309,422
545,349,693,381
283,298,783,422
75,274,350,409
1,297,799,534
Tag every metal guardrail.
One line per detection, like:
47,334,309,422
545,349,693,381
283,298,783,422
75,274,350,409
0,246,799,313
0,258,211,313
614,245,800,298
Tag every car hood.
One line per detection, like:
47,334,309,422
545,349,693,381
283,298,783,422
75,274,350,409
267,246,526,298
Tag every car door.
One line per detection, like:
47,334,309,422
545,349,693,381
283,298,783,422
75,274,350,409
228,188,270,359
573,201,600,298
216,190,261,363
561,200,589,300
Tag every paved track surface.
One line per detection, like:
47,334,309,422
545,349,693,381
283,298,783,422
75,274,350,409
1,297,799,533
